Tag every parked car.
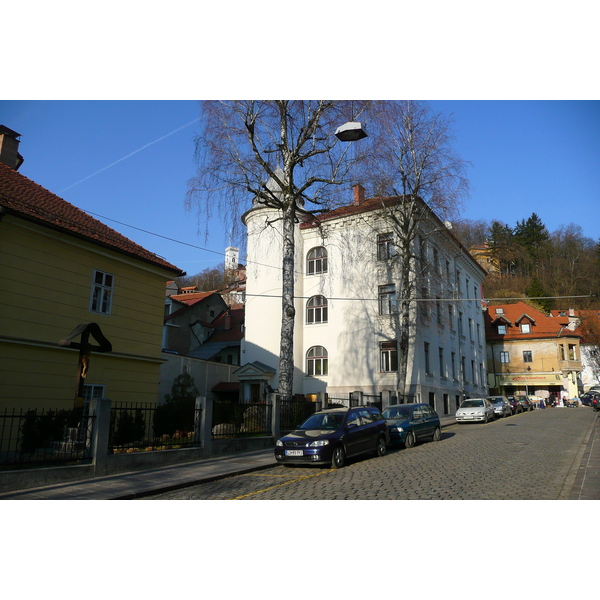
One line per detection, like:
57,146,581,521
274,406,389,469
456,398,495,423
517,396,534,412
382,403,441,448
506,396,523,415
487,396,512,418
580,392,595,407
592,394,600,412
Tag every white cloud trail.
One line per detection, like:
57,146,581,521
59,117,200,194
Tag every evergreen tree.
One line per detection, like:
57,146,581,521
525,277,553,312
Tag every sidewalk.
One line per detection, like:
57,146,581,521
0,416,456,500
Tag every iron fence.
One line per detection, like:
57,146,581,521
0,406,95,469
109,401,201,453
280,397,322,432
212,401,272,438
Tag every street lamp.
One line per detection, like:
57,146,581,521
335,121,368,141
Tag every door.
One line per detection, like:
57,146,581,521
344,410,365,457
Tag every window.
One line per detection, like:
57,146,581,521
82,384,105,402
500,351,510,363
378,284,398,315
380,340,398,372
424,342,431,374
569,344,577,360
90,269,114,315
521,323,531,334
377,233,395,260
523,351,533,363
306,295,328,324
421,286,430,317
307,246,327,275
307,346,328,376
497,324,507,335
451,352,457,379
433,248,440,275
439,347,445,378
448,305,454,329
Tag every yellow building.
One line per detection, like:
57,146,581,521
0,127,184,410
484,302,582,400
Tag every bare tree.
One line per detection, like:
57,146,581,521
363,101,471,396
186,101,366,400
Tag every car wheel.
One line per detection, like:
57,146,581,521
375,435,387,457
331,445,345,469
405,431,416,448
432,426,441,442
483,414,488,424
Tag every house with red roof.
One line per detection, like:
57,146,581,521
548,308,600,391
159,284,244,402
0,126,184,410
484,302,583,400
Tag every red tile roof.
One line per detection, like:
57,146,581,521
0,162,184,275
484,302,581,340
300,195,406,229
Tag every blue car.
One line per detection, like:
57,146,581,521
275,406,389,469
382,403,441,448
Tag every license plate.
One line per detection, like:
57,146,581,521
285,450,303,456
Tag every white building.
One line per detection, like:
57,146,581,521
239,185,488,416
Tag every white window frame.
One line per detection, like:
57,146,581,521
307,346,328,376
306,295,328,324
307,247,327,275
378,284,398,315
90,269,114,315
380,340,398,372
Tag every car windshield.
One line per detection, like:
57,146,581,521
383,407,412,420
488,398,502,404
461,400,483,408
299,413,345,430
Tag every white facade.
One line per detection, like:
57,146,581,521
241,190,489,416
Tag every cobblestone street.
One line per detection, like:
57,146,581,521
146,407,597,500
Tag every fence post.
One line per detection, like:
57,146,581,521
351,391,363,406
318,391,327,410
90,397,111,477
381,390,392,411
269,393,280,441
198,396,212,456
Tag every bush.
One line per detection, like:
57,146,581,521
153,372,198,437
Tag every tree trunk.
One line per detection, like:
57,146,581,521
278,200,296,402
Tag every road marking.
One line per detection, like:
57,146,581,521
231,470,331,500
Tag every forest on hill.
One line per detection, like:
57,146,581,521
452,213,600,312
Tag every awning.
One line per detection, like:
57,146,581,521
498,373,563,385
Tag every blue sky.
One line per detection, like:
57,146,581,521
1,100,598,276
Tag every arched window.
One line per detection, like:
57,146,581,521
307,346,328,376
307,295,328,324
307,246,327,275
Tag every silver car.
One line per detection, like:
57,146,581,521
456,398,495,423
487,396,512,418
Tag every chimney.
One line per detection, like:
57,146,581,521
0,125,24,170
353,184,365,205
